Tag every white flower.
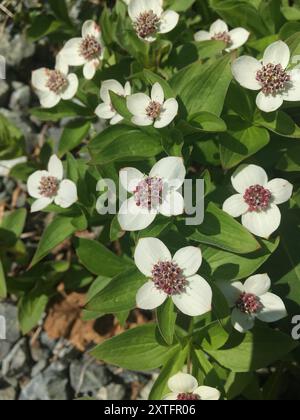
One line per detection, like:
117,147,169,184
60,20,105,80
134,238,212,317
164,372,220,400
0,156,27,177
127,82,178,128
223,164,293,239
124,0,163,5
118,157,186,231
217,274,287,333
95,79,131,125
232,40,300,112
128,0,179,42
31,54,78,109
194,19,249,52
27,155,78,213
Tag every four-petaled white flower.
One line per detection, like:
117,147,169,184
31,54,78,109
27,155,78,213
0,157,27,177
164,373,221,401
118,157,186,231
95,79,131,125
218,274,287,333
128,0,179,42
223,164,293,239
134,238,212,317
127,82,178,128
60,20,105,80
194,19,250,52
232,40,300,112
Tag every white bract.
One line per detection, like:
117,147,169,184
0,157,27,177
31,55,78,109
164,373,221,400
218,274,287,333
118,156,186,231
223,164,293,239
60,20,105,80
194,19,249,52
134,238,212,317
95,79,131,125
127,82,178,128
232,40,300,112
128,0,179,42
27,155,78,213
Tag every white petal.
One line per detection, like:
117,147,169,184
151,82,164,104
173,247,202,277
48,155,63,180
31,197,53,213
210,19,228,35
118,197,157,232
134,237,172,277
128,0,150,20
257,293,287,323
231,308,255,333
119,167,144,193
55,180,78,208
0,157,27,177
217,281,244,307
242,204,281,239
168,373,198,394
83,60,99,80
132,115,154,126
159,190,184,217
154,98,178,129
163,393,178,400
127,93,150,116
244,274,271,296
110,113,124,125
136,281,167,310
263,40,290,69
61,38,86,66
195,386,221,401
223,194,248,218
124,81,132,96
95,103,116,120
27,171,49,198
61,74,78,100
267,178,293,205
39,91,61,109
150,157,186,189
256,91,283,113
31,68,48,92
82,20,101,39
232,56,262,90
158,10,179,34
231,164,268,194
172,275,212,317
227,28,250,52
282,69,300,101
55,52,69,75
100,79,125,103
194,31,211,42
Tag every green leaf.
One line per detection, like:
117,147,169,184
149,344,189,400
1,208,27,238
75,238,133,277
143,69,175,98
89,125,163,165
86,268,144,314
254,110,300,138
220,116,270,169
109,91,132,120
48,0,72,24
18,289,49,334
91,324,180,370
0,259,7,299
31,211,87,267
166,0,196,12
30,102,93,122
180,112,227,134
58,120,91,157
202,238,280,282
178,203,260,254
206,326,297,372
28,15,63,41
157,298,177,346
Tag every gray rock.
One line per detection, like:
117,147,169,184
0,385,16,401
0,30,35,67
1,339,28,378
98,383,127,401
0,303,20,360
9,83,31,110
19,362,69,401
70,358,112,398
